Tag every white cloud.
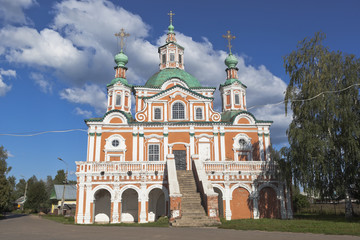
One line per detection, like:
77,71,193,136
59,84,107,115
74,107,92,118
0,0,36,25
6,150,14,158
30,72,52,93
0,68,16,96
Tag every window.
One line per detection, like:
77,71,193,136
195,107,203,120
116,94,121,106
172,102,185,120
179,54,182,64
234,94,240,105
162,54,166,64
239,139,247,149
112,139,119,147
170,53,175,62
148,144,160,161
154,107,162,120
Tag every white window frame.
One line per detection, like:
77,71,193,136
170,53,175,62
234,94,240,105
148,144,160,161
171,101,186,120
194,106,204,120
153,106,163,121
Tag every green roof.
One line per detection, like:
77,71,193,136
107,78,132,88
145,68,202,88
220,78,247,88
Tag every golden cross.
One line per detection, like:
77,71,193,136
168,11,175,25
115,28,130,51
222,30,236,54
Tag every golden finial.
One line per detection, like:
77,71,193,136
168,11,175,25
115,28,130,51
222,30,236,54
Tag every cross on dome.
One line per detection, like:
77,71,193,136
222,30,236,54
168,11,175,25
115,28,130,51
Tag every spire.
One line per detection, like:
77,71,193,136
222,30,239,80
113,29,130,80
222,30,236,54
166,11,176,43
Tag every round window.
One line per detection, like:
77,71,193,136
112,139,119,147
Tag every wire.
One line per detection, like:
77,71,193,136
248,83,360,110
0,129,87,137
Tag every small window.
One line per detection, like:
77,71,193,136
148,144,160,161
112,139,119,147
239,139,246,148
234,94,240,105
116,95,121,106
195,107,203,120
154,107,162,120
162,54,166,64
172,102,185,120
179,54,182,64
170,53,175,62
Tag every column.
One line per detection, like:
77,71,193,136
164,102,168,122
258,128,264,161
88,131,95,162
112,90,115,110
163,126,168,159
112,184,120,223
76,183,85,223
220,127,226,161
230,89,234,110
224,183,232,220
84,183,92,224
139,127,144,161
132,127,138,161
139,183,147,223
148,102,152,122
190,126,195,156
189,102,193,121
95,127,102,162
252,184,259,219
213,126,219,161
205,102,209,121
264,127,270,161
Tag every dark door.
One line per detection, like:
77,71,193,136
173,150,186,170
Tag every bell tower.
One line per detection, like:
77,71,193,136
158,11,185,70
219,31,247,112
107,29,132,113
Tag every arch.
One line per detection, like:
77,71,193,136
119,185,141,201
230,183,252,196
258,186,280,219
230,187,252,219
213,186,224,218
148,188,166,222
256,182,279,198
171,101,186,120
92,185,114,201
145,184,169,201
161,78,189,90
93,189,111,224
121,188,139,222
103,111,128,125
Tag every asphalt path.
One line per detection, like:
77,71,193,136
0,214,358,240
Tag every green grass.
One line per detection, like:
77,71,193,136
219,214,360,236
42,215,169,227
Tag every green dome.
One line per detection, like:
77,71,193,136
225,53,238,68
114,51,128,67
145,68,201,88
168,24,174,33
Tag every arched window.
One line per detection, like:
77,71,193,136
172,102,185,120
234,94,240,105
195,107,203,120
116,94,121,106
154,107,162,120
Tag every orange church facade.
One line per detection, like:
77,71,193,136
75,22,293,225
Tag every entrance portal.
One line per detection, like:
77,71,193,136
173,150,186,170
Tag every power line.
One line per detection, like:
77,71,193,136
0,129,87,137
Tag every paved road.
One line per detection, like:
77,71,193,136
0,214,358,240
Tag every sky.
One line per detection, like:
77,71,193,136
0,0,359,182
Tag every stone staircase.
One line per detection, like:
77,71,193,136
171,170,220,227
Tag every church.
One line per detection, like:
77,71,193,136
75,14,293,226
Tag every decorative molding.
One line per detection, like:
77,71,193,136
96,133,102,136
88,133,95,136
139,133,144,137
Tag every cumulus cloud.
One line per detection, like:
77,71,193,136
59,84,107,114
0,68,16,96
0,0,36,25
30,72,52,93
74,107,92,118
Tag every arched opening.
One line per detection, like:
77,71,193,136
94,189,111,223
230,187,252,219
214,187,224,218
121,189,138,222
259,187,280,218
172,102,185,120
148,188,166,222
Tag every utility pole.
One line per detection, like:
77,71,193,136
20,175,28,211
57,157,68,215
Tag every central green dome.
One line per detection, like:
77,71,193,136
145,68,202,88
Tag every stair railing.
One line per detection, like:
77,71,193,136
191,154,220,221
166,154,182,221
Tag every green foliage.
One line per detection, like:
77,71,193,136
283,32,360,217
292,186,310,213
54,170,66,184
0,146,12,212
24,177,49,213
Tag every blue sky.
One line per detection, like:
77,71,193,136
0,0,359,182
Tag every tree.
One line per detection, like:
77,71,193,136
24,176,49,213
0,146,12,213
284,32,360,218
53,169,66,184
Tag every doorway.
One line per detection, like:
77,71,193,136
173,150,186,170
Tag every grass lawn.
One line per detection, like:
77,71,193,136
42,215,169,227
219,214,360,236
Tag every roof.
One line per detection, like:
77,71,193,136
50,185,77,200
221,110,273,124
85,109,134,123
145,68,202,88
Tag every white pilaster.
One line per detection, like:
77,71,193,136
264,127,270,161
164,102,168,121
205,102,209,121
189,102,193,121
224,183,232,220
220,127,226,161
84,183,92,224
112,184,120,223
88,131,95,162
230,89,234,110
258,128,264,161
252,184,259,219
139,127,144,161
190,126,195,156
76,183,85,223
132,126,138,161
139,184,147,223
213,126,219,161
148,102,152,122
95,127,102,162
164,126,168,159
112,90,115,110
